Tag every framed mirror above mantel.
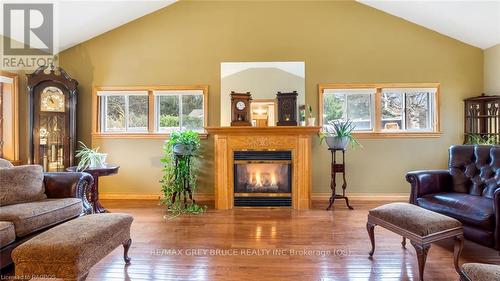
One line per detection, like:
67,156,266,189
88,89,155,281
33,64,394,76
220,61,306,127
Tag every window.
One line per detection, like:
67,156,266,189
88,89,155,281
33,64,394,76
319,83,440,138
155,90,205,132
323,89,375,131
98,91,148,133
381,88,435,131
93,86,208,138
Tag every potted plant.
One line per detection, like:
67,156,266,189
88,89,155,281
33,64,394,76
170,130,200,156
307,105,316,126
465,133,498,145
160,130,205,219
319,120,361,150
299,106,306,126
75,141,107,171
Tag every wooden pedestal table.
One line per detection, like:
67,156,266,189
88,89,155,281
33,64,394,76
66,164,119,213
326,148,353,210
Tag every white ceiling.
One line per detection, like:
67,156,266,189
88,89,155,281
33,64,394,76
1,0,176,52
57,0,175,51
3,1,498,52
358,0,500,50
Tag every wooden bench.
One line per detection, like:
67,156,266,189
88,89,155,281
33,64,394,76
367,202,463,281
13,213,133,281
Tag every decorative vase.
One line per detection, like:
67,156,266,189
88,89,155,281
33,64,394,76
299,121,306,126
325,136,349,150
307,117,316,126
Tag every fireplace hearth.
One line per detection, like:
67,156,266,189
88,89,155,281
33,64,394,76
234,151,292,207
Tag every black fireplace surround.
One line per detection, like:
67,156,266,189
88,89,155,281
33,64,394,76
233,151,292,207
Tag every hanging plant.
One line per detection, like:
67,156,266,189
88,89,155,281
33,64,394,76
160,130,205,219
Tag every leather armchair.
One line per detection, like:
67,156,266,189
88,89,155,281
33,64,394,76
406,145,500,251
44,172,94,215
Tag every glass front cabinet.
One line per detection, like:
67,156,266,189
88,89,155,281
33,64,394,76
27,65,78,171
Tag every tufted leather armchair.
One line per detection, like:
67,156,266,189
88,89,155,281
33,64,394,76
406,145,500,251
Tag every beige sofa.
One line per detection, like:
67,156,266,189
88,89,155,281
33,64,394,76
0,158,93,268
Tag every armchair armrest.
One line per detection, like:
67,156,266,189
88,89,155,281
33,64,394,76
406,170,452,204
44,172,93,214
494,187,500,250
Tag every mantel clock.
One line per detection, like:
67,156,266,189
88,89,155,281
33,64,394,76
27,65,78,171
230,91,252,126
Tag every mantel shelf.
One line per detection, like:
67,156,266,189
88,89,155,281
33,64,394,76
206,126,321,135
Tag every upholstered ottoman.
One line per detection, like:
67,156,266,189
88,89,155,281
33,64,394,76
13,213,133,281
460,263,500,281
367,202,463,281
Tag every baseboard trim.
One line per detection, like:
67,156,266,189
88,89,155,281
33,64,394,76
100,192,409,201
311,192,409,201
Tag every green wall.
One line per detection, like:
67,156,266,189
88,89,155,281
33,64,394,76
58,0,483,196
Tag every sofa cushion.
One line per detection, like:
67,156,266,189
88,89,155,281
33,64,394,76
369,202,462,236
0,221,15,247
0,198,83,237
0,165,46,206
416,193,494,230
0,158,14,168
461,263,500,281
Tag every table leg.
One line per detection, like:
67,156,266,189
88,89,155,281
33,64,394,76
366,221,376,256
453,235,464,274
92,175,108,213
411,241,430,281
326,164,336,210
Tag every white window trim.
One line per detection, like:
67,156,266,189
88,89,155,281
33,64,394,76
99,91,149,133
323,89,376,131
153,90,205,133
381,88,436,132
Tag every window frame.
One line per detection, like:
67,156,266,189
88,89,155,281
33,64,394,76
154,90,206,133
98,91,149,133
322,88,376,132
92,85,208,139
318,83,441,138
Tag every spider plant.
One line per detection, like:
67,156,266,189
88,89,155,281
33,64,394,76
319,120,361,150
75,141,107,171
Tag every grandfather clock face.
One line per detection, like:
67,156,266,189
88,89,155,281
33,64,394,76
40,86,65,112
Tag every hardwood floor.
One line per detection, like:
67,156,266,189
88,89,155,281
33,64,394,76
80,199,500,281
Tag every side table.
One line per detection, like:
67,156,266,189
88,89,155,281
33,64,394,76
326,148,353,210
66,164,119,213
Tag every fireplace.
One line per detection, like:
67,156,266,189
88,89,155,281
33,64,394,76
233,151,292,207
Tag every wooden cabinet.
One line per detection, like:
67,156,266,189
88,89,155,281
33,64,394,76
464,94,500,144
27,65,78,171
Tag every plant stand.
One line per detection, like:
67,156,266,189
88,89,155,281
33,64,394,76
326,148,354,211
170,154,195,207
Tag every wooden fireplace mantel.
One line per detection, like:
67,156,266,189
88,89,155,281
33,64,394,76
206,126,320,209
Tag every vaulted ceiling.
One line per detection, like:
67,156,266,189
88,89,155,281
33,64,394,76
2,1,498,52
358,0,500,49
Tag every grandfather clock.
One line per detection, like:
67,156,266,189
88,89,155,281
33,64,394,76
27,65,78,171
230,91,252,126
276,91,298,126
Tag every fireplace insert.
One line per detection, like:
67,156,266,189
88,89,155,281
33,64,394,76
233,151,292,207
